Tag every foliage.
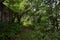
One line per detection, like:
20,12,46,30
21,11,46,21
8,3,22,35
3,0,29,12
0,0,60,40
0,23,24,40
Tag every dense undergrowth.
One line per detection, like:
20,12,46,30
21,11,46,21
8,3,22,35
0,23,60,40
28,26,60,40
0,0,60,40
0,23,23,40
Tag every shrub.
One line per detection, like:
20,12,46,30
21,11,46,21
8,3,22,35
0,23,24,40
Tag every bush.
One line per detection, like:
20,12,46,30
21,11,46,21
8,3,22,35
0,23,24,40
